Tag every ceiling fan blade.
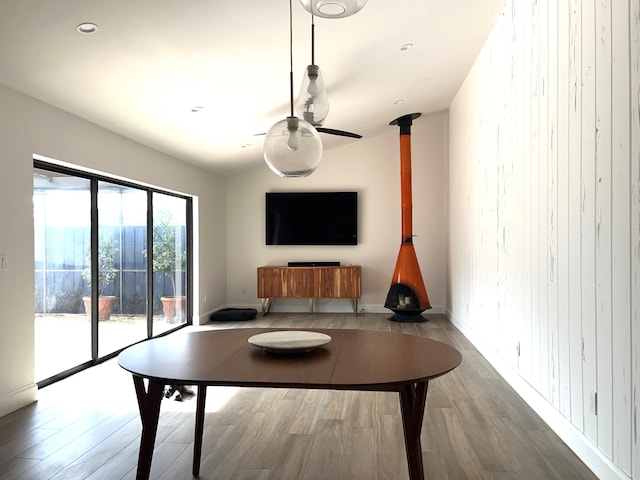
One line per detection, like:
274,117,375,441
316,127,362,139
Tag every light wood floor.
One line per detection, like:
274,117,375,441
0,313,598,480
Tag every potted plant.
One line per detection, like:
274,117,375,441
81,236,118,321
145,214,187,323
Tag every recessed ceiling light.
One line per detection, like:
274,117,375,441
394,99,404,105
77,23,98,34
400,43,414,51
191,106,203,112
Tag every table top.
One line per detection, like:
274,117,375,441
118,328,462,391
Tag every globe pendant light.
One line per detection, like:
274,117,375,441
264,0,322,177
295,15,330,126
298,0,368,19
263,115,322,177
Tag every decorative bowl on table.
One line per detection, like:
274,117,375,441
248,330,331,354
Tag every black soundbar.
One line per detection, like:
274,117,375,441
288,261,341,267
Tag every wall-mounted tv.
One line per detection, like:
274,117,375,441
266,191,358,246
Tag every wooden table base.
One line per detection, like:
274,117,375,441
132,378,432,480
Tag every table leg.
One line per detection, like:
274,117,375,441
132,376,165,480
192,385,208,477
398,381,429,480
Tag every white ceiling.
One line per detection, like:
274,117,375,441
0,0,505,177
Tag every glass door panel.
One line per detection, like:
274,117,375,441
97,181,148,357
152,193,188,334
33,169,92,382
34,162,192,385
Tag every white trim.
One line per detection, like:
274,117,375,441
266,302,446,315
200,303,446,323
0,383,38,418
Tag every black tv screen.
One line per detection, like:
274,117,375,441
266,192,358,245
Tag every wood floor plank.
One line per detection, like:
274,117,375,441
0,426,58,465
48,415,140,480
120,440,190,480
20,413,156,479
348,391,376,429
375,414,407,480
266,433,314,480
320,390,351,421
421,450,449,479
337,426,376,480
526,428,600,479
287,390,329,435
0,457,41,480
237,398,301,470
301,419,344,480
82,438,140,480
451,399,512,474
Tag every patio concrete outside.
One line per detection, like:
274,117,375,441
35,313,180,382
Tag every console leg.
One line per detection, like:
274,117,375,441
261,298,272,315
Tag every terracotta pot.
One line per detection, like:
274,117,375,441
160,296,186,323
83,296,116,321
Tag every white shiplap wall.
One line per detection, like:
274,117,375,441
448,0,639,478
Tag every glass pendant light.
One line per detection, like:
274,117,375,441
298,0,368,19
263,116,322,177
263,0,323,177
295,15,330,126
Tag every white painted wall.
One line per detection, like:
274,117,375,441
0,84,227,417
225,111,448,314
448,1,639,479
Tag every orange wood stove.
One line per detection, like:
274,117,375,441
384,113,431,322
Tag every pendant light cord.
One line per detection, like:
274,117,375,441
311,14,315,65
289,0,294,118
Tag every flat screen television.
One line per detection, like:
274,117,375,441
266,191,358,245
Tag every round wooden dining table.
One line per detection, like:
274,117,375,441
118,327,462,480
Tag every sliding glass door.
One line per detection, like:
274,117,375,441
95,181,149,357
33,170,92,381
33,162,191,385
151,193,189,334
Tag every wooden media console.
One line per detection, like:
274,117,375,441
257,265,361,314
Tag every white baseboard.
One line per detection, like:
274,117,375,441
199,303,446,323
359,304,446,315
447,310,631,480
0,383,38,418
261,302,446,315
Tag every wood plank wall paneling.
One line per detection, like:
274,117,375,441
521,0,534,386
447,0,638,477
568,0,586,433
546,0,561,412
631,1,640,477
611,0,632,471
596,0,614,458
581,0,598,446
556,0,572,420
